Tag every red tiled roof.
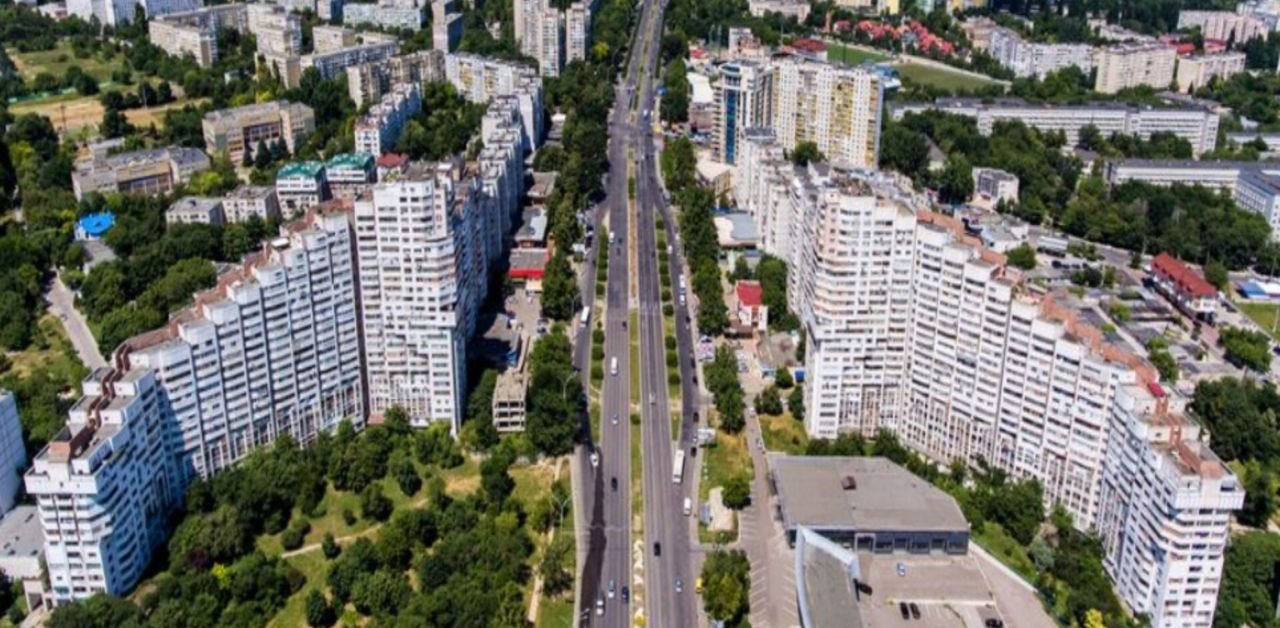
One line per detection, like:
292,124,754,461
736,281,763,307
1147,381,1166,398
376,153,409,168
790,38,827,53
1152,252,1217,299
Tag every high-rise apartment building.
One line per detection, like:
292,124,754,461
67,0,201,27
565,2,590,63
0,393,27,515
987,26,1095,78
1177,10,1268,42
118,207,364,480
1095,43,1178,94
1175,52,1247,93
300,34,400,84
25,369,181,606
346,50,446,105
536,6,565,77
149,3,300,69
445,53,545,147
1098,384,1244,628
738,157,1243,626
713,60,773,164
202,100,316,164
354,82,423,156
771,57,883,170
343,0,425,31
432,0,464,52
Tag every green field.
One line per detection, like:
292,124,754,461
827,43,889,67
1237,300,1280,340
8,41,125,83
896,61,1005,92
759,413,808,455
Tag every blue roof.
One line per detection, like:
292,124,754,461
77,212,115,237
1239,280,1268,299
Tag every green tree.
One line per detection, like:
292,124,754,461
99,108,133,139
305,590,335,627
879,123,929,179
540,251,577,320
1005,243,1037,270
1220,326,1272,372
538,532,575,596
700,550,750,623
360,484,393,522
1205,259,1229,289
774,366,793,389
722,474,751,510
754,386,783,416
938,153,974,205
1239,460,1276,527
789,141,824,167
787,385,804,420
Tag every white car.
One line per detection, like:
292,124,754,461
590,451,600,467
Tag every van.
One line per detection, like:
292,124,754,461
683,497,692,516
610,357,618,376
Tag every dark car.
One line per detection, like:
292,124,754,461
653,541,661,556
611,477,617,491
983,619,1003,628
909,603,921,619
899,602,910,620
621,586,630,604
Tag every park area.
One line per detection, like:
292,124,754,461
895,60,1006,92
6,43,199,133
826,43,889,66
1235,300,1280,341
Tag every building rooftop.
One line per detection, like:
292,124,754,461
326,152,375,171
277,161,326,178
510,248,549,271
376,152,410,168
736,280,763,307
515,209,548,245
1152,252,1216,298
225,184,275,200
167,196,222,217
771,456,969,534
76,212,115,237
202,100,305,123
0,506,43,563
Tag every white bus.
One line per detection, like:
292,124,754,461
580,306,591,325
672,449,686,484
610,357,618,376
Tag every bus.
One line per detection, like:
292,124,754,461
610,357,618,376
580,306,590,325
672,449,686,484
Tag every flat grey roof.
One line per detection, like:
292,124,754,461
771,456,968,533
0,506,43,561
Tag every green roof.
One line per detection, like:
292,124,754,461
277,161,326,179
326,152,375,171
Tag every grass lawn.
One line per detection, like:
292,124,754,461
759,412,808,455
537,597,575,627
973,522,1037,583
1236,300,1280,340
827,43,889,66
6,314,90,384
896,61,1004,92
8,42,126,83
268,550,330,628
631,421,643,526
699,430,752,502
629,311,640,406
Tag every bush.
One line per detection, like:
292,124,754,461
662,288,672,302
722,474,751,510
341,508,357,526
592,364,604,380
360,485,394,522
666,351,678,368
322,533,341,559
665,335,676,351
282,526,305,551
669,372,681,387
663,304,673,317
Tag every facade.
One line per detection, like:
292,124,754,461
1148,252,1218,322
71,147,210,201
1097,384,1243,628
1175,52,1246,93
354,82,422,157
0,393,27,515
748,0,810,21
343,0,425,31
444,53,546,147
147,18,218,67
973,167,1019,204
536,5,564,77
119,208,364,480
1095,43,1178,94
713,60,774,165
1234,168,1280,238
165,196,225,226
202,101,315,164
988,26,1095,78
26,369,181,606
222,185,281,222
1177,10,1267,42
771,57,883,171
492,370,528,432
325,152,376,199
1102,159,1253,190
299,35,400,85
313,25,355,52
740,159,1242,624
891,99,1220,156
67,0,200,26
149,4,299,69
565,2,590,63
275,161,329,213
432,0,463,52
346,50,446,105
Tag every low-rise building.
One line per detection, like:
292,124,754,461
734,280,768,332
202,101,315,164
275,161,329,213
748,0,810,21
1175,52,1246,93
165,196,226,226
972,167,1019,205
1148,252,1218,322
1177,10,1268,43
221,185,281,222
72,147,211,201
492,370,527,432
325,153,376,200
772,455,970,551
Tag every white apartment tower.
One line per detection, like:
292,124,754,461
1098,385,1244,628
714,60,774,165
536,7,565,77
119,208,364,479
355,163,482,431
26,369,180,606
566,2,590,63
354,82,423,157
